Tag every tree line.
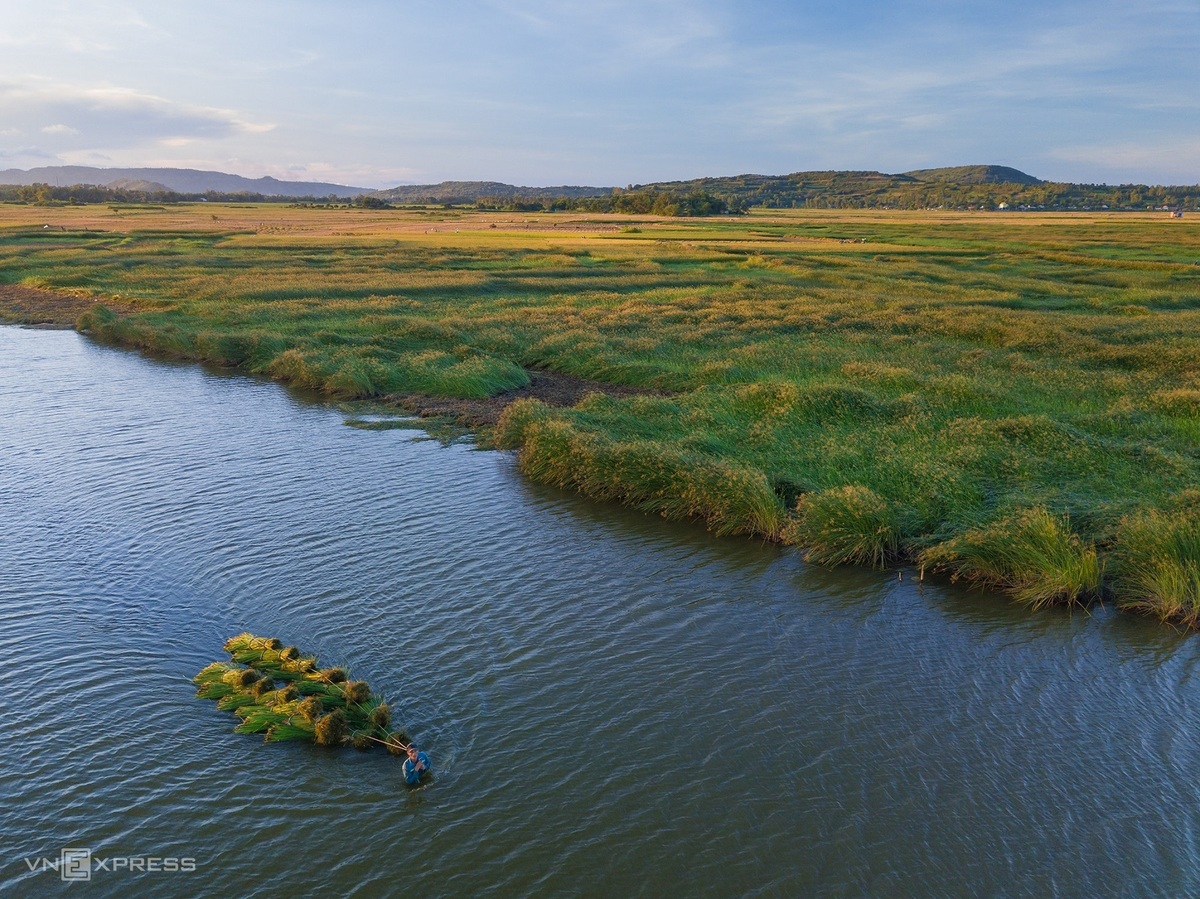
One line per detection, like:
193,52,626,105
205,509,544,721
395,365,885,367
474,188,742,216
0,183,358,206
5,175,1197,213
0,181,740,216
623,172,1200,211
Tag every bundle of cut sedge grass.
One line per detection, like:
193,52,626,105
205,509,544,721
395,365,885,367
194,633,410,754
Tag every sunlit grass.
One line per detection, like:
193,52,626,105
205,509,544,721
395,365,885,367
3,203,1199,621
783,485,902,569
1114,507,1200,627
921,508,1103,609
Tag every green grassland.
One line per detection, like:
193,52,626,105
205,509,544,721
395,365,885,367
2,204,1198,624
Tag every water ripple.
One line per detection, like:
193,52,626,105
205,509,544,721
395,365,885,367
3,326,1200,898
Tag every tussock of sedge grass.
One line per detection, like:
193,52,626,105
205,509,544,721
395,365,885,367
497,401,783,537
783,485,902,569
921,508,1103,608
1114,510,1200,627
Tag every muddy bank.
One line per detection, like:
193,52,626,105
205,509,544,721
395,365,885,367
385,370,662,428
0,285,141,328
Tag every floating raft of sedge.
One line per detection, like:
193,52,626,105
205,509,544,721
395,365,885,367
194,633,409,753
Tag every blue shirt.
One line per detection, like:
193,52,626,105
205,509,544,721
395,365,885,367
403,751,431,785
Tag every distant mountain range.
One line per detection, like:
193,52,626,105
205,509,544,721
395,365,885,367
373,166,1044,204
0,166,372,197
3,164,1193,212
0,163,1040,200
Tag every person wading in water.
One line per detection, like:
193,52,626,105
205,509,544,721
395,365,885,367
403,745,431,785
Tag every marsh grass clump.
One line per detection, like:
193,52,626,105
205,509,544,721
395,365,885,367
193,633,406,756
277,684,300,704
276,654,318,676
1113,510,1200,627
224,633,266,654
784,485,903,569
265,721,316,743
314,708,349,747
510,416,784,537
216,692,258,712
234,705,288,735
922,508,1103,608
369,702,391,730
195,679,235,701
1149,389,1200,417
343,680,370,705
295,696,324,722
195,661,233,684
76,304,118,334
796,384,893,422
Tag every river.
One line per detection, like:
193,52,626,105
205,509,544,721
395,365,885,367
2,325,1198,897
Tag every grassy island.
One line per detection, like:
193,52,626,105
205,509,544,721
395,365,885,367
2,203,1197,625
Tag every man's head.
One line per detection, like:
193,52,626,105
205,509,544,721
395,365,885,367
407,746,419,762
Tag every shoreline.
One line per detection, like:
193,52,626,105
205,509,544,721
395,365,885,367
0,284,659,429
2,204,1196,631
0,288,1193,630
383,369,663,430
0,283,142,328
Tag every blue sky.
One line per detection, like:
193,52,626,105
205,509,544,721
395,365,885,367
1,0,1197,188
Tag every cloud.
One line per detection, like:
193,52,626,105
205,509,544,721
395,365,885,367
240,160,422,189
0,145,56,161
1,1,1195,186
0,80,274,150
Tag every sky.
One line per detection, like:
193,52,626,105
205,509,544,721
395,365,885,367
0,0,1197,189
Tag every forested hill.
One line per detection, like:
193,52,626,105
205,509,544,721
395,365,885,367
374,181,610,203
625,167,1199,211
3,163,1197,213
902,165,1042,184
373,166,1199,212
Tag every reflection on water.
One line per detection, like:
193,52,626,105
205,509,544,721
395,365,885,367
2,326,1198,898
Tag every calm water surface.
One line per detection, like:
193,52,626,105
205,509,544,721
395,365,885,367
2,326,1199,898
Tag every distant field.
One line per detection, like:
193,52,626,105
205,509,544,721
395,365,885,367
2,203,1198,624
